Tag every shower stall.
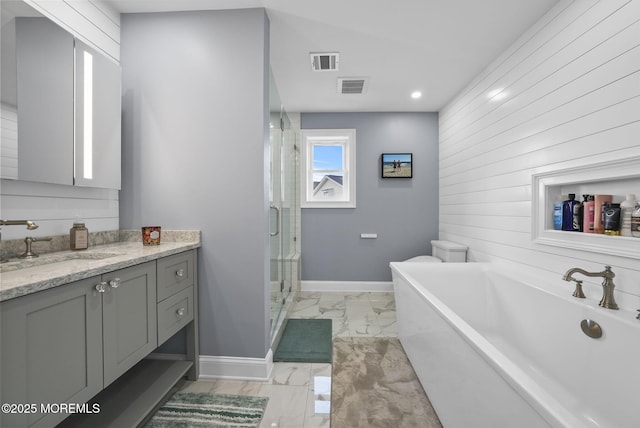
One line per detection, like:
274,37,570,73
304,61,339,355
269,74,300,343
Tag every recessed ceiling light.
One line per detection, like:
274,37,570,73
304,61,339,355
411,91,422,99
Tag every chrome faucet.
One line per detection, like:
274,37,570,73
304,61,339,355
0,220,39,262
562,265,619,310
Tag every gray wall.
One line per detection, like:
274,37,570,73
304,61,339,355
301,112,439,282
120,9,271,359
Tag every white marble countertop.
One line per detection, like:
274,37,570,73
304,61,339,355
0,234,200,302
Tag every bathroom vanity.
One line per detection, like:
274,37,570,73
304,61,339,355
0,234,199,427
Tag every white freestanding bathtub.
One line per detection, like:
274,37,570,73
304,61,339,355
389,262,640,428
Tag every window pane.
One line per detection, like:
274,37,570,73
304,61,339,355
313,145,343,170
311,172,345,200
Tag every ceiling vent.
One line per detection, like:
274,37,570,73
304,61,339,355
338,77,368,94
310,52,339,71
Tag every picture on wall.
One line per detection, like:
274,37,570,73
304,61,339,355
381,153,413,178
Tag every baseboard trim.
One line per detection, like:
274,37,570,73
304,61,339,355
301,280,393,292
198,349,273,381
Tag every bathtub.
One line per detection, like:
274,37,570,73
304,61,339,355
389,261,640,428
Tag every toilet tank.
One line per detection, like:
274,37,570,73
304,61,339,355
431,240,468,262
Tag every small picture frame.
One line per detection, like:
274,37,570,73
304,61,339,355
381,153,413,178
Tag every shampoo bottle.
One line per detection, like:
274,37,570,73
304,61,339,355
553,198,563,230
562,194,578,231
593,194,612,234
583,195,595,233
572,195,586,232
603,203,621,236
632,203,640,238
620,194,637,237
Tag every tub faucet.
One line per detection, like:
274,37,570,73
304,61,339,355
562,265,618,310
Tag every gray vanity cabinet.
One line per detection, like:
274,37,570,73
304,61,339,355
0,261,157,427
0,276,103,428
102,262,157,387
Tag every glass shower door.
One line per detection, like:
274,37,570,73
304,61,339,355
270,114,284,337
270,107,297,340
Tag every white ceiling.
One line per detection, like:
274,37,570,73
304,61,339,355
105,0,560,112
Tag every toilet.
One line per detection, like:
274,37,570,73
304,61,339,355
404,240,468,263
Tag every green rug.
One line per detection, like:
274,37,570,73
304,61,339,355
145,391,268,428
273,318,333,363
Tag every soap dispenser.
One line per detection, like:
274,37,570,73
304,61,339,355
70,220,89,250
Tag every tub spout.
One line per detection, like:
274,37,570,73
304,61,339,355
562,265,618,310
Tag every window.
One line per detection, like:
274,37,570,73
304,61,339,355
300,129,356,208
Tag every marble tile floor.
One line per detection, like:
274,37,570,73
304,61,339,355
179,291,398,428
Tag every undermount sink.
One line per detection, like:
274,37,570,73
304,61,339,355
0,252,121,272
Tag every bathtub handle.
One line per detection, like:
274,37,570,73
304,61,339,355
571,280,585,299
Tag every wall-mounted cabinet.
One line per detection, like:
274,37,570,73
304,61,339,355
74,40,121,189
14,16,74,185
532,157,640,260
0,1,121,189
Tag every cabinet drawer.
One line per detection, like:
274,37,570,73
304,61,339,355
157,287,193,345
157,251,194,302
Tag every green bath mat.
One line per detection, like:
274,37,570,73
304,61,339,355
273,318,333,363
145,391,268,428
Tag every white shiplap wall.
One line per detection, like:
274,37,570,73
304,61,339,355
439,0,640,305
0,0,120,240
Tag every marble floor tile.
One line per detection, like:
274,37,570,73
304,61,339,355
331,317,350,338
258,384,308,428
181,291,428,428
318,299,346,318
270,362,312,386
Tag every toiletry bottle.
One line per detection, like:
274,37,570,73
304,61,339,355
632,203,640,238
553,197,563,230
620,194,637,237
70,222,89,250
603,203,621,236
572,195,585,232
593,194,612,234
562,194,578,231
583,195,595,233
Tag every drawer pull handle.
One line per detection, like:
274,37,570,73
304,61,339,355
95,282,107,293
175,269,185,278
109,278,121,288
176,308,186,318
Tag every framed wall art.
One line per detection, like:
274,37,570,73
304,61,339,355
381,153,412,178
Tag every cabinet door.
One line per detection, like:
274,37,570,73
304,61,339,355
0,277,103,428
74,39,121,189
102,261,157,387
15,17,74,185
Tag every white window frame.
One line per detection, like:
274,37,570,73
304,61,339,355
300,129,356,208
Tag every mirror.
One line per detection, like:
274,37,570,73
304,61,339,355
0,0,120,189
1,2,74,184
